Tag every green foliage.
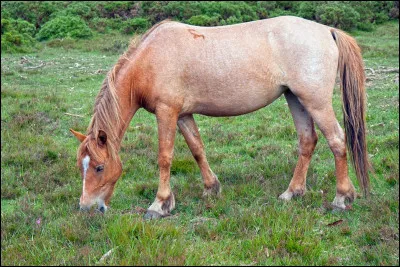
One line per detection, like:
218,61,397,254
1,0,399,48
187,15,220,26
89,17,125,33
315,2,360,30
36,16,93,41
122,17,150,34
50,2,97,21
297,1,319,20
101,1,139,18
140,1,259,25
1,1,65,27
1,18,37,53
1,18,36,36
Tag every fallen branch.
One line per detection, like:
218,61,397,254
327,219,344,227
379,68,399,73
364,67,399,74
364,68,375,75
64,112,84,118
24,63,45,69
97,247,118,264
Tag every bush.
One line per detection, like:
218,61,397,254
225,16,243,25
36,16,92,40
101,1,138,19
140,1,259,26
2,18,36,36
187,15,220,26
89,17,125,33
315,3,360,30
1,18,37,53
1,1,64,28
297,1,319,20
1,0,398,49
122,17,150,34
50,2,96,21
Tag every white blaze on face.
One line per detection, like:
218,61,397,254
82,155,90,197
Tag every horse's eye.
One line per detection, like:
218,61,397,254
95,165,104,173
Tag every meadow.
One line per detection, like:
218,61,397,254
1,21,399,265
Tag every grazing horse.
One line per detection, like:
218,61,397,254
70,16,370,219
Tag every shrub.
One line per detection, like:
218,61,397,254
268,9,298,18
89,17,109,33
187,15,220,26
389,6,399,19
101,1,138,19
122,17,150,34
225,16,243,25
2,18,36,36
1,1,64,28
297,1,318,20
50,2,96,21
315,3,360,30
36,16,92,40
1,18,37,53
89,17,126,33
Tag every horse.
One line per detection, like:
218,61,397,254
70,16,370,219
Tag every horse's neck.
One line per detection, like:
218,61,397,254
114,76,140,149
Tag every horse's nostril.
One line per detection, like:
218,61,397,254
99,206,105,213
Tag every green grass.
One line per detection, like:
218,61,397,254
1,22,399,266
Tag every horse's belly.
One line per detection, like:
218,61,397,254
187,84,285,116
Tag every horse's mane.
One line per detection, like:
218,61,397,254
86,20,173,160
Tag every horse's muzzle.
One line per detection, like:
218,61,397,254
99,206,106,213
79,205,90,212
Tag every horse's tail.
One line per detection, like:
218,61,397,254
330,28,370,197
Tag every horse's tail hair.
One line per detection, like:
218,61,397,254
330,28,370,197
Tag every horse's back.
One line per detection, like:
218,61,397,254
133,17,339,116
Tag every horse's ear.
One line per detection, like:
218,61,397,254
70,129,86,143
97,130,107,147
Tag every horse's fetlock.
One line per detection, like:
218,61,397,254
203,179,221,197
161,193,175,213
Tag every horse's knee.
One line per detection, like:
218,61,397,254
158,153,172,169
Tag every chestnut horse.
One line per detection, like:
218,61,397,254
70,16,370,219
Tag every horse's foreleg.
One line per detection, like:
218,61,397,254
144,105,179,219
178,115,221,197
279,91,318,201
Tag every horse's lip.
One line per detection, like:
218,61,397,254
80,206,90,212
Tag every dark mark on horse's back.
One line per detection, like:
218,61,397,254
188,29,205,39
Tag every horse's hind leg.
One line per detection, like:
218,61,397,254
299,95,356,209
279,91,318,200
178,115,221,197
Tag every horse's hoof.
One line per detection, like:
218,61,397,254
143,210,165,220
278,190,293,201
332,195,347,210
332,186,356,210
279,187,306,201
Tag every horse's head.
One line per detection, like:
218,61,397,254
70,128,122,213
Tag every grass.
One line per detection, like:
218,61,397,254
1,21,399,266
